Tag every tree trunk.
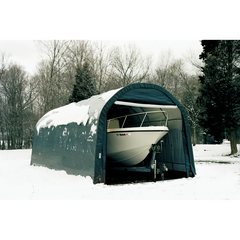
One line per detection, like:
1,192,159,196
229,130,238,155
193,127,196,146
0,127,3,150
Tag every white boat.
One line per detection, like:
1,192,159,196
107,109,169,166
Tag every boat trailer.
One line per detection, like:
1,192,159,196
108,141,168,182
149,141,168,182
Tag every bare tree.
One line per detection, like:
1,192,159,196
151,52,186,101
109,43,153,87
0,52,12,149
65,40,93,69
151,50,173,88
91,41,112,93
0,63,37,149
180,75,201,145
34,40,71,115
0,52,6,149
184,49,203,74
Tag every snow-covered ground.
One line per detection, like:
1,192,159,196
0,143,240,200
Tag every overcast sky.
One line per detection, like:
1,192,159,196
0,40,202,75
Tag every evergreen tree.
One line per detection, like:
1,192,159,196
69,61,98,103
199,40,220,59
198,40,240,154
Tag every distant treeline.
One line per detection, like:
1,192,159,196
0,40,239,150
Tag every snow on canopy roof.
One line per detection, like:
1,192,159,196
36,103,90,134
36,88,122,134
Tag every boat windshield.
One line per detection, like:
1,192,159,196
107,111,168,129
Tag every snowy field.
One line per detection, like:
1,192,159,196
0,143,240,200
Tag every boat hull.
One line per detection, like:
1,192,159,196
107,126,168,166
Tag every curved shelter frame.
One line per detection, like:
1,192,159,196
31,83,196,184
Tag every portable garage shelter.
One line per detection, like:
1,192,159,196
31,83,196,184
